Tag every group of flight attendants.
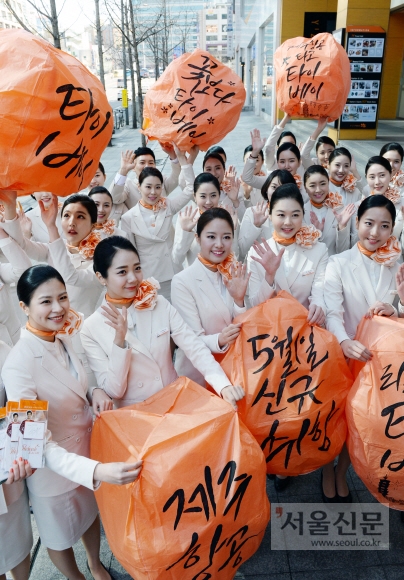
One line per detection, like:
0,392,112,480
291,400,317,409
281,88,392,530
1,114,404,580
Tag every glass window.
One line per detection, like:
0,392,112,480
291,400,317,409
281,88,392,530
241,0,256,23
261,20,274,116
222,13,227,19
222,35,227,40
206,14,217,20
206,36,218,41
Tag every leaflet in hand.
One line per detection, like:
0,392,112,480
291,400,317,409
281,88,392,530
0,400,48,475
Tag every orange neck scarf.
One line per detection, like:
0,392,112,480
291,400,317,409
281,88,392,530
139,198,167,212
293,174,302,189
329,176,343,187
330,172,357,193
106,279,159,311
198,253,235,281
370,187,401,205
93,220,116,235
391,169,404,188
272,231,296,246
26,309,83,339
66,230,102,260
357,236,401,267
310,200,324,209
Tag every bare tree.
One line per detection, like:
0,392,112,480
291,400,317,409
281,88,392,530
5,0,62,48
94,0,105,88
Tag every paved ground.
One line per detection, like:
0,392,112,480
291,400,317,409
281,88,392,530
24,112,404,580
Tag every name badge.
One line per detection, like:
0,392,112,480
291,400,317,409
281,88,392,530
157,327,169,337
302,269,315,277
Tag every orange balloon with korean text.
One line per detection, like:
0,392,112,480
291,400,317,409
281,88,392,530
141,49,246,152
274,32,351,121
91,377,269,580
219,291,353,476
0,30,112,196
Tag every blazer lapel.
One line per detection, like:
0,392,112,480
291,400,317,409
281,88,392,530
131,205,152,238
350,246,377,306
286,244,308,288
153,207,169,237
41,344,87,401
376,265,394,302
125,306,155,360
270,238,291,293
322,209,335,239
194,261,232,326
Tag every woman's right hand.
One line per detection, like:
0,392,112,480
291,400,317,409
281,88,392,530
250,238,284,286
101,304,128,349
119,149,136,176
252,201,268,228
250,128,266,154
218,323,242,348
39,194,59,235
341,339,372,362
221,385,245,411
5,458,33,484
178,205,198,232
93,460,143,485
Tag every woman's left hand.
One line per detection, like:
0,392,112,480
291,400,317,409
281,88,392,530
366,301,395,318
333,203,356,230
5,457,33,484
310,211,325,232
223,262,250,307
307,303,325,326
221,385,245,411
161,142,177,160
92,388,113,417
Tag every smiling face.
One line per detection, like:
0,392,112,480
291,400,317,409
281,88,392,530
244,151,264,175
89,169,106,189
22,278,69,336
203,157,225,184
97,249,143,300
197,218,234,264
270,197,304,238
33,191,53,208
61,203,93,246
305,172,329,205
317,144,334,166
383,150,402,177
357,206,393,251
135,154,156,177
366,163,391,195
194,183,220,212
139,175,163,206
329,155,351,182
91,193,112,223
277,151,300,175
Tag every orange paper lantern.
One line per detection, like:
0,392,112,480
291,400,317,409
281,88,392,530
274,32,351,121
220,292,352,476
0,30,113,196
347,316,404,510
141,49,246,152
91,377,269,579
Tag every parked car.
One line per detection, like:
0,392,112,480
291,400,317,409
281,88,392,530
140,68,149,78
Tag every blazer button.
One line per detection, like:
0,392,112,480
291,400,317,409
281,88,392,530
155,377,160,381
72,414,78,420
84,405,89,411
76,437,81,443
137,381,143,387
87,427,92,433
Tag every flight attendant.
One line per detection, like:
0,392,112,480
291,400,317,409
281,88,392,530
88,187,128,238
323,195,402,502
80,236,244,411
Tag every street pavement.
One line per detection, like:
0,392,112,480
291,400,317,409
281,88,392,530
25,111,404,580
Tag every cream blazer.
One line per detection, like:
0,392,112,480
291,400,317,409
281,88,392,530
303,201,350,256
0,238,32,346
241,156,266,207
80,295,232,408
247,237,328,310
171,259,246,385
120,165,195,282
324,244,400,343
110,161,181,210
1,219,102,320
2,330,98,497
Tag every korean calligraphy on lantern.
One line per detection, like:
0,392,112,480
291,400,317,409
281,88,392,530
35,83,111,189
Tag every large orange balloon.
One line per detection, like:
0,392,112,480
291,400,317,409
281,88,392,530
220,292,352,476
91,377,269,580
347,316,404,510
141,49,246,152
0,30,112,196
274,32,351,121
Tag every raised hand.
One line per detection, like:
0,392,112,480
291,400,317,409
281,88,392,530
220,385,245,411
223,261,251,307
251,201,268,228
161,142,177,160
310,211,325,232
226,172,241,207
333,203,356,230
17,204,33,239
101,303,128,349
187,144,200,165
172,143,188,166
341,339,372,362
250,128,266,154
119,149,136,176
178,205,198,232
279,112,291,129
366,301,395,319
396,263,404,309
39,194,59,231
310,117,329,140
251,238,284,285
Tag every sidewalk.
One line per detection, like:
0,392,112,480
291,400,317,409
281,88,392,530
26,112,404,580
